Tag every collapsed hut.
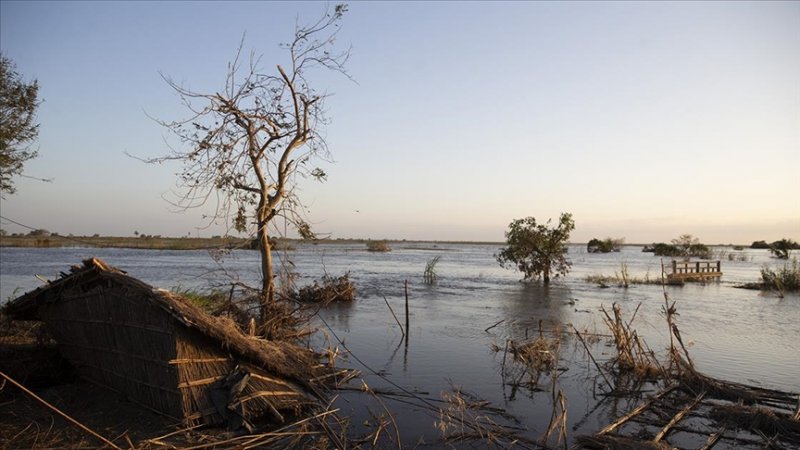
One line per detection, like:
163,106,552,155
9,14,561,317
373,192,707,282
3,258,341,430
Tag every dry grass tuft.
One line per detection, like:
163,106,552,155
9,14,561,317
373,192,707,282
366,240,391,252
600,303,663,379
435,383,532,447
293,273,356,305
508,336,560,373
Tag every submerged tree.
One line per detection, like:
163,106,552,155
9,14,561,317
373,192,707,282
769,238,798,260
147,5,350,321
497,213,575,284
670,234,711,259
0,54,40,196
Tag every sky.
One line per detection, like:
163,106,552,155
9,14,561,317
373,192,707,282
0,1,798,244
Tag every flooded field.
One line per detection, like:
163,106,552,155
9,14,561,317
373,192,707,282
2,243,798,446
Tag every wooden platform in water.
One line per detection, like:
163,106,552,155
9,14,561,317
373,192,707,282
667,260,722,281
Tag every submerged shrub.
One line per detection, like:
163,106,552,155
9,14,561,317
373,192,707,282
647,241,712,259
768,238,799,259
648,243,683,257
294,273,356,304
760,258,800,294
587,237,623,253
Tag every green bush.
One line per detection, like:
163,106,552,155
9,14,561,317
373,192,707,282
587,237,623,253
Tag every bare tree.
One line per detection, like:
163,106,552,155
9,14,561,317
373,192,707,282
146,5,350,322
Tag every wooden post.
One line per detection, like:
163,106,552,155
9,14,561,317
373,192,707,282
717,261,721,273
672,260,677,275
696,261,700,274
404,279,410,337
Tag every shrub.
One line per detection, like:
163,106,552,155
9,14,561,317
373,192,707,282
587,237,623,253
768,238,799,259
649,243,683,257
647,235,712,259
760,259,800,294
366,240,391,252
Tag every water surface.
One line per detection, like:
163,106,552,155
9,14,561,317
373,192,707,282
1,244,797,445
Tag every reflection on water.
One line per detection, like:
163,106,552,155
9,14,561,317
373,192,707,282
1,243,798,445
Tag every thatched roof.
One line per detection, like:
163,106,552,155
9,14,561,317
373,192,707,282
4,258,324,389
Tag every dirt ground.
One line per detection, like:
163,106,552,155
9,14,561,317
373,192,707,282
0,318,179,449
1,378,176,449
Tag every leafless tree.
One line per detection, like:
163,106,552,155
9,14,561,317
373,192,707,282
146,5,350,322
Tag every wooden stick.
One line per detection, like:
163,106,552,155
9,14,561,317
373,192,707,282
699,425,727,450
598,384,677,435
653,391,705,443
0,370,124,450
485,319,505,333
404,279,410,337
381,295,405,338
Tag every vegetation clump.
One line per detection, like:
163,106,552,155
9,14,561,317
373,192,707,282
586,263,663,288
587,237,623,253
643,234,711,259
768,238,799,259
760,258,800,295
496,213,575,284
293,273,356,305
366,240,391,252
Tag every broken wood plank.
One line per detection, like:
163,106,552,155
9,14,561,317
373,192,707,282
653,391,706,443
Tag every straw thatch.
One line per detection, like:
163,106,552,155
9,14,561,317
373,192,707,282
3,258,339,430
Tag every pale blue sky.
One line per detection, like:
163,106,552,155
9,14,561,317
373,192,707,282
1,1,798,243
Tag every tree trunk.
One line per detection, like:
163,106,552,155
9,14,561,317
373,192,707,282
543,264,551,284
258,216,274,323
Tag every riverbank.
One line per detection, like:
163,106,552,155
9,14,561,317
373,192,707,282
0,235,504,250
0,234,249,250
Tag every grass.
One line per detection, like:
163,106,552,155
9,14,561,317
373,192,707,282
725,251,751,262
171,287,229,313
0,234,250,250
586,263,664,287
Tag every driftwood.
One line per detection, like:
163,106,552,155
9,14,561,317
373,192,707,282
575,298,800,450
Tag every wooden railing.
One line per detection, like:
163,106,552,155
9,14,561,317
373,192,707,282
668,260,722,281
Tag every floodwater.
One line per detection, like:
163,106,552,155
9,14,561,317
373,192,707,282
1,243,798,446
